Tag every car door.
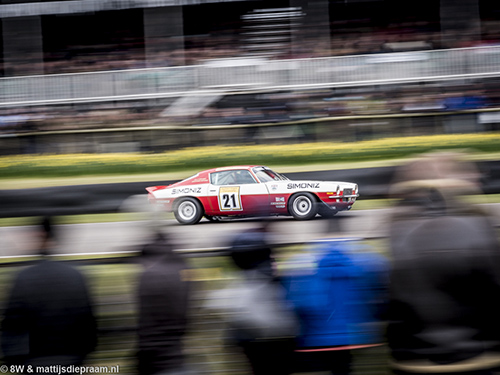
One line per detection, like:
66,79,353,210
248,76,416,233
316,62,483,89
206,169,270,215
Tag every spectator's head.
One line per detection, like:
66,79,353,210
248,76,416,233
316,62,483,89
229,230,272,271
390,151,481,215
38,216,56,255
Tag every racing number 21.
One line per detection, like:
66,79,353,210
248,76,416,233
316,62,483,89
219,186,242,211
222,194,237,208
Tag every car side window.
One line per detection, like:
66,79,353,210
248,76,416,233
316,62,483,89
210,170,257,185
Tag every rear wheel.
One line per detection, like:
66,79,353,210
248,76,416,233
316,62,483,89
288,193,317,220
174,197,203,225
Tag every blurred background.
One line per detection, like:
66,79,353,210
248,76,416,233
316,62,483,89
2,1,500,375
0,0,500,154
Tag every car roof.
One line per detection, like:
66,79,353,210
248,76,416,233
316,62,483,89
203,165,263,173
170,165,270,187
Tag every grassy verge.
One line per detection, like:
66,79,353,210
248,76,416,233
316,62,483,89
1,133,500,179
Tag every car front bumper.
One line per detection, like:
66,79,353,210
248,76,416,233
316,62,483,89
321,194,358,212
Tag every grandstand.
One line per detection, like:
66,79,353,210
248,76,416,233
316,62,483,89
0,0,499,154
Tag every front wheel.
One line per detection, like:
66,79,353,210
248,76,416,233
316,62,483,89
288,193,317,220
174,198,204,225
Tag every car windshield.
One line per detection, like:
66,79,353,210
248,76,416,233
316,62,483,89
253,167,289,182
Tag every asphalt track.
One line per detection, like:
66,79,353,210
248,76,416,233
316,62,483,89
0,203,392,258
2,199,500,259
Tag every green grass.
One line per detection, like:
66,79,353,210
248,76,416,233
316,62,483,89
1,133,500,179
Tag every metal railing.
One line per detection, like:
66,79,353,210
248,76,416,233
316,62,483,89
2,45,500,107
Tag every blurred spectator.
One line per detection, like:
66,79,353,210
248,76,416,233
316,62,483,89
442,89,488,111
206,223,299,375
1,216,97,371
283,238,388,375
387,152,500,375
136,229,193,375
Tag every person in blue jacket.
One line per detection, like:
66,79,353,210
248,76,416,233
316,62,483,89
283,238,389,375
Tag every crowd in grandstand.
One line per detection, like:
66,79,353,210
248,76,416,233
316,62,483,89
4,20,500,77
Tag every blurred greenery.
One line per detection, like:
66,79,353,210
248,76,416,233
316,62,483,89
1,133,500,178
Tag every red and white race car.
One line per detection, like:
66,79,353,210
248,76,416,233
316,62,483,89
146,165,358,224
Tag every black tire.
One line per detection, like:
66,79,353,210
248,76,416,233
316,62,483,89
288,193,318,220
174,197,204,225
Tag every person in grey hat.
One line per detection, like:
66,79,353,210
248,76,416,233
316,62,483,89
386,152,500,375
206,222,298,375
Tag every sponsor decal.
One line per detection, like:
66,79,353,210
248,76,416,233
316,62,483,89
271,197,286,207
271,184,278,191
218,186,243,211
287,182,320,189
172,187,202,194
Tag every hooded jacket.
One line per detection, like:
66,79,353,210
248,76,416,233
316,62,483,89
387,190,500,370
284,240,388,348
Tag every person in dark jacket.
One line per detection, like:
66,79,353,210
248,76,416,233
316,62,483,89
136,230,191,375
1,217,97,371
387,152,500,375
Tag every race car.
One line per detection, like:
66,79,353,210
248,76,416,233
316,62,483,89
146,165,358,224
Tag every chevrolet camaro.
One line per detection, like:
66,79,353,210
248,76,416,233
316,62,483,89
146,165,358,224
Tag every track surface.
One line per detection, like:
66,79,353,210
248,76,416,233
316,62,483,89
0,208,390,258
2,203,499,259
